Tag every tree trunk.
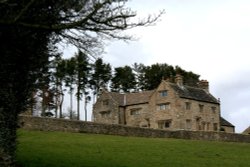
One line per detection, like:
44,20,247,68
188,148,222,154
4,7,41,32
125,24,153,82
59,86,64,118
76,86,80,120
77,97,80,120
70,90,73,120
30,92,35,116
59,93,64,118
41,89,46,116
0,107,18,167
84,96,87,121
55,89,58,118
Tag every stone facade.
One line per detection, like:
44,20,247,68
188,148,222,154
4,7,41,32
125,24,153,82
93,75,233,133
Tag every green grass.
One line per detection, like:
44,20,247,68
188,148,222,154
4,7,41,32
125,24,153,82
17,130,250,167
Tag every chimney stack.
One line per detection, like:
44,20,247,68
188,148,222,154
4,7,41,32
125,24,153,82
198,80,209,92
175,74,183,87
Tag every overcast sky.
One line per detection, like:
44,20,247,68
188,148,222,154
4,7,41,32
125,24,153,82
64,0,250,133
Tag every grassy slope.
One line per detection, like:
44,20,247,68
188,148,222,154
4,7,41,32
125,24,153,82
17,130,250,167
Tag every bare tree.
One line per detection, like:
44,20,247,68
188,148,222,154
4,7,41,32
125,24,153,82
0,0,164,54
0,0,164,166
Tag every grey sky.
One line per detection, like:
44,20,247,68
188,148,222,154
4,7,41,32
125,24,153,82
63,0,250,133
101,0,250,132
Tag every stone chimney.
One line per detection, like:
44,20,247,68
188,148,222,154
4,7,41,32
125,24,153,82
175,74,183,87
198,80,209,92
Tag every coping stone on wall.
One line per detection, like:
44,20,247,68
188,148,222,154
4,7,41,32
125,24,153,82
18,115,250,143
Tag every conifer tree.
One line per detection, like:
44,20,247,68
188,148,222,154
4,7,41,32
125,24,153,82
111,66,137,92
90,58,112,102
75,51,90,120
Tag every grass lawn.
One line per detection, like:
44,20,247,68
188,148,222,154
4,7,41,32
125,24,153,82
17,130,250,167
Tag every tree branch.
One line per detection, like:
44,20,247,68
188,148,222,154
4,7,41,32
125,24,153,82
13,0,36,23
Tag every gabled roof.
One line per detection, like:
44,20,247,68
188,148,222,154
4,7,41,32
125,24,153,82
169,83,219,104
220,117,235,127
242,126,250,134
105,80,219,106
109,90,154,106
109,92,125,106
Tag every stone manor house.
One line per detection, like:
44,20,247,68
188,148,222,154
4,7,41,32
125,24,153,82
93,75,235,133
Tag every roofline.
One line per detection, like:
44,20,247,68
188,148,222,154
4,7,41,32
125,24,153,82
118,102,149,107
180,96,220,105
221,124,235,127
220,117,235,127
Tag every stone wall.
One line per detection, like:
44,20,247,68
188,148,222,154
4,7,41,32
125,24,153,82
18,115,250,143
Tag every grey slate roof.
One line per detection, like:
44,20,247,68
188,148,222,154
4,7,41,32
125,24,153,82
108,81,219,106
169,83,219,104
109,90,154,106
220,117,235,127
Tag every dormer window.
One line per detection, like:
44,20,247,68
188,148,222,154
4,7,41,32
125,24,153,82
159,90,168,97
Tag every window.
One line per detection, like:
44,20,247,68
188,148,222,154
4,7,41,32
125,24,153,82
185,102,191,110
213,123,218,131
199,104,204,112
159,90,168,97
130,108,141,115
100,111,110,118
102,99,109,106
211,107,216,113
207,122,210,131
158,120,172,129
186,119,192,130
196,117,201,130
201,122,206,130
157,103,170,111
164,121,171,128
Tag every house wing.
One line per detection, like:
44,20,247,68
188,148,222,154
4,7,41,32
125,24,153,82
169,83,219,104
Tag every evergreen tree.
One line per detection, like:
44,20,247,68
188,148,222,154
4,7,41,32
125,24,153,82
90,58,112,102
134,63,200,90
132,63,146,91
175,66,200,87
51,56,67,118
139,63,175,90
111,66,137,92
64,58,76,120
0,7,54,167
75,51,90,120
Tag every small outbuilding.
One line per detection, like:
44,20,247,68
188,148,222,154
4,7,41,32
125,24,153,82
220,117,235,133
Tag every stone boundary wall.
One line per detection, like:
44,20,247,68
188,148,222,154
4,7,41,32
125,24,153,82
19,115,250,143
